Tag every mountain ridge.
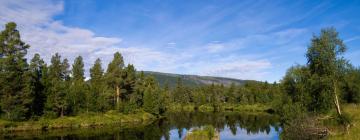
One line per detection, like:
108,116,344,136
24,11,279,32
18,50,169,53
142,71,254,87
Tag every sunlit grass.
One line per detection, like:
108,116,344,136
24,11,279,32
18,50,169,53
0,110,155,132
329,104,360,140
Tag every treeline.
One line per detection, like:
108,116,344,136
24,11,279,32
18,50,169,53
0,22,282,121
0,22,169,121
1,22,360,125
168,79,280,109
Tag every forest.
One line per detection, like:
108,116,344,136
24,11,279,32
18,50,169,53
1,22,360,139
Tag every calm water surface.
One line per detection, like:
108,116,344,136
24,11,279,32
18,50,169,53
3,112,282,140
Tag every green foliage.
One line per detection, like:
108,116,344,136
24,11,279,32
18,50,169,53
104,52,124,108
281,28,356,116
342,68,360,103
1,22,360,140
0,22,31,121
335,112,352,126
27,54,47,117
89,58,109,111
45,53,70,118
306,28,346,113
68,56,88,114
143,76,161,115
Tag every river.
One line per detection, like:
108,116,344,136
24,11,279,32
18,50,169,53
3,111,282,140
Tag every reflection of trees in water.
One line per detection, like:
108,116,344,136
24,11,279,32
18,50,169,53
4,112,280,140
156,111,281,139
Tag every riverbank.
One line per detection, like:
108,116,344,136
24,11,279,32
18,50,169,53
0,110,156,132
167,103,272,112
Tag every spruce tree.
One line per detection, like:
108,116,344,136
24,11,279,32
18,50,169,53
0,22,31,121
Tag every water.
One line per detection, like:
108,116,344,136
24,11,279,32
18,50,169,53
2,112,282,140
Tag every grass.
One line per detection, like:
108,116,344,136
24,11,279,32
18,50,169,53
329,104,360,140
0,110,156,132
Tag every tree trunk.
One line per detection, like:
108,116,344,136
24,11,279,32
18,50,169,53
60,106,64,117
334,80,342,116
116,85,120,105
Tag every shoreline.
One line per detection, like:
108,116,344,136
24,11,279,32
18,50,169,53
0,111,156,133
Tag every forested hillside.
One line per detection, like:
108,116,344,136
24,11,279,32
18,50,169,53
143,71,251,87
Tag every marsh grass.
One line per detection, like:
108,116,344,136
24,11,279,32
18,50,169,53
328,104,360,140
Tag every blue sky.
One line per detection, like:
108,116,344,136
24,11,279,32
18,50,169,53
0,0,359,82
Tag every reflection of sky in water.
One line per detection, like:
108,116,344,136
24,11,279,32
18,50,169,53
220,126,281,140
164,126,281,140
162,128,187,140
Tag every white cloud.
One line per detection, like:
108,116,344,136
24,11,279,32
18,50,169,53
206,43,225,53
0,1,121,66
345,36,360,43
0,0,300,81
191,59,272,80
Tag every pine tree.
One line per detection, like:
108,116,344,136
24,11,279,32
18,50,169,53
26,54,47,117
133,71,146,108
122,64,138,113
68,56,87,114
123,64,136,101
90,58,108,111
160,82,171,114
105,52,124,108
174,77,185,104
45,53,69,117
226,83,237,103
143,76,160,115
0,22,31,121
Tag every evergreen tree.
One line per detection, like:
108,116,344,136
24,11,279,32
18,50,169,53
123,64,136,101
68,56,87,114
122,64,137,113
174,77,187,104
143,76,161,115
225,83,236,103
105,52,124,108
45,53,69,117
0,22,31,121
90,58,108,111
133,71,146,108
160,81,171,113
26,54,47,117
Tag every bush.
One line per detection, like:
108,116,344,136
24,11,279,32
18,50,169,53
277,102,307,123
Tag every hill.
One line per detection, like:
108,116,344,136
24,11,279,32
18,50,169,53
142,71,253,87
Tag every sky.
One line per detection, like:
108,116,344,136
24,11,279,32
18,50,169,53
0,0,359,82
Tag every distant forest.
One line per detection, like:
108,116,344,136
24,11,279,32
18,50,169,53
1,21,360,129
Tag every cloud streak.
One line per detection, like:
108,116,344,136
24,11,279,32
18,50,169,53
2,0,349,82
